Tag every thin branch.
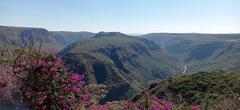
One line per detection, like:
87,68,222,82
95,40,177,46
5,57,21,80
12,35,33,79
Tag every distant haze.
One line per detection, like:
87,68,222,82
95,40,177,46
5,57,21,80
0,0,239,33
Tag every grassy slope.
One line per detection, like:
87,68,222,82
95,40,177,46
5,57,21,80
146,71,240,109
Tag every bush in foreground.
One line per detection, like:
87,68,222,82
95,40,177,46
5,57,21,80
0,48,199,110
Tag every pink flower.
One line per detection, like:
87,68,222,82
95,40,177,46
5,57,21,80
71,74,84,83
152,105,161,110
79,81,86,85
47,61,52,65
72,86,80,93
151,95,159,101
50,67,56,72
55,72,60,78
58,100,68,109
82,93,91,105
163,100,172,110
192,105,201,110
38,60,45,66
26,91,33,97
98,105,108,110
89,105,108,110
70,96,77,102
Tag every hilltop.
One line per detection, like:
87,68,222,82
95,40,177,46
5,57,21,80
59,32,184,101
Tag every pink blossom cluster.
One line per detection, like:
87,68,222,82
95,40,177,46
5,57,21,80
0,70,17,104
122,94,174,110
0,49,201,110
88,93,201,110
0,50,90,110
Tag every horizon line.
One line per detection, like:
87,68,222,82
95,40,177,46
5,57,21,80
1,25,240,35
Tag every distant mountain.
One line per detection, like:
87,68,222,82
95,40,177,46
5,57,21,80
0,26,94,51
51,31,95,46
59,32,184,101
135,71,240,109
141,33,240,72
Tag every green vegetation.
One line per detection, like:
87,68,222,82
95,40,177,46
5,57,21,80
0,26,94,51
141,33,240,73
146,71,240,109
0,48,197,110
60,32,184,101
2,26,240,109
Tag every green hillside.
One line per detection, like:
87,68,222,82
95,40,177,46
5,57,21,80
141,33,240,73
144,71,240,109
0,26,94,51
60,32,184,101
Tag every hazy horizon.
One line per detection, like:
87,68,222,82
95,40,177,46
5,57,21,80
1,0,239,33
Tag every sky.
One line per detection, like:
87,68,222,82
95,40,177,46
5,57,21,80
0,0,239,34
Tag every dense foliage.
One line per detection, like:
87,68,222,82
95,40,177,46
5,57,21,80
0,49,93,109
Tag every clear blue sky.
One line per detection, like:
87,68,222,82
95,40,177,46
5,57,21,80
0,0,239,33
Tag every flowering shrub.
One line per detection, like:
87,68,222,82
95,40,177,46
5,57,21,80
0,48,201,110
0,73,16,104
123,93,174,110
0,49,91,109
0,48,17,105
88,92,201,110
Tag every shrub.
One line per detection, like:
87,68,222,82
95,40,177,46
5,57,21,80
0,49,90,109
0,48,200,110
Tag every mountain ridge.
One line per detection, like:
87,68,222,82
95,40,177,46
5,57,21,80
141,33,240,73
60,32,184,101
0,25,95,51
